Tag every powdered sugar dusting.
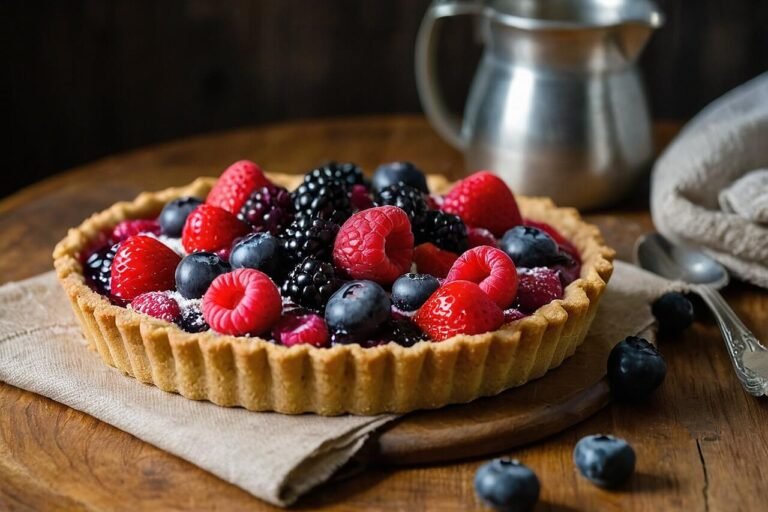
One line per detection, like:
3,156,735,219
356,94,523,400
144,232,187,256
167,291,202,314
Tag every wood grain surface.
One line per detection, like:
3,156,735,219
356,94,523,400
1,116,767,511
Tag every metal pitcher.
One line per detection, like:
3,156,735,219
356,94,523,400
416,0,664,209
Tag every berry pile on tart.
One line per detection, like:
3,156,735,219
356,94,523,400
54,160,613,415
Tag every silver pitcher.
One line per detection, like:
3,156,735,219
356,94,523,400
416,0,664,209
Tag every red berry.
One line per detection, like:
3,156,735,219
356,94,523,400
426,194,442,210
444,246,518,308
413,243,458,278
182,204,249,254
111,219,161,243
467,226,498,248
350,184,374,211
202,268,281,336
414,280,504,341
206,160,271,214
130,292,181,322
441,171,522,237
332,206,414,285
111,235,182,301
272,313,329,347
514,267,564,313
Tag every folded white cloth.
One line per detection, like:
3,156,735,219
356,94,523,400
719,169,768,224
651,72,768,288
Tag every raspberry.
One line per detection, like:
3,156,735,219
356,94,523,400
206,160,271,214
238,185,294,235
350,184,374,211
333,206,414,285
272,312,329,347
111,219,161,243
413,243,458,278
426,194,442,210
182,204,250,254
111,236,181,301
130,292,181,322
414,280,504,341
202,268,282,336
444,246,518,308
514,267,564,313
442,171,522,237
414,210,468,253
467,227,498,249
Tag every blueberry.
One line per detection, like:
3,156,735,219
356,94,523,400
474,458,540,512
652,292,694,333
372,161,429,194
391,273,440,311
607,336,667,401
175,252,230,299
325,280,391,342
230,232,287,280
500,226,568,268
574,434,636,488
159,197,203,237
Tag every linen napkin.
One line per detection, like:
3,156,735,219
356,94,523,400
0,261,673,507
651,71,768,288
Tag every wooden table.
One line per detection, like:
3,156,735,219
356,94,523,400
1,116,766,511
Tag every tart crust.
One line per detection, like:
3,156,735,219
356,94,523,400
53,174,614,415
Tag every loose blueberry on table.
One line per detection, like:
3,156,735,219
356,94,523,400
474,458,540,512
80,160,583,347
607,336,667,401
652,291,695,333
573,434,636,488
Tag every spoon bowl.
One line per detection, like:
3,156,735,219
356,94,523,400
635,233,729,287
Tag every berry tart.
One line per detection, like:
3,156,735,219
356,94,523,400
53,160,614,415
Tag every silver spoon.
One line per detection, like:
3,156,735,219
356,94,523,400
636,233,768,396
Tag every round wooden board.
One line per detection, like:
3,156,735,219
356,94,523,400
374,331,614,465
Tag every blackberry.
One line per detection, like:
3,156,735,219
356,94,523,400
238,185,294,235
390,319,429,347
306,162,365,189
292,175,352,223
84,243,119,295
281,258,341,311
414,210,468,254
374,184,428,221
178,305,209,333
282,216,340,262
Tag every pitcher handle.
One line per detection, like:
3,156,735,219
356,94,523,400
415,0,482,150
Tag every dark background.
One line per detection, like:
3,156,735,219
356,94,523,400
3,0,767,197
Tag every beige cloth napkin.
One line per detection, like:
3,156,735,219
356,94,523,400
651,71,768,288
0,262,672,507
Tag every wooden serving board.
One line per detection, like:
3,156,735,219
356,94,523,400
373,328,615,465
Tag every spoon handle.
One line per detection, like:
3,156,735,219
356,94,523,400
695,285,768,396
